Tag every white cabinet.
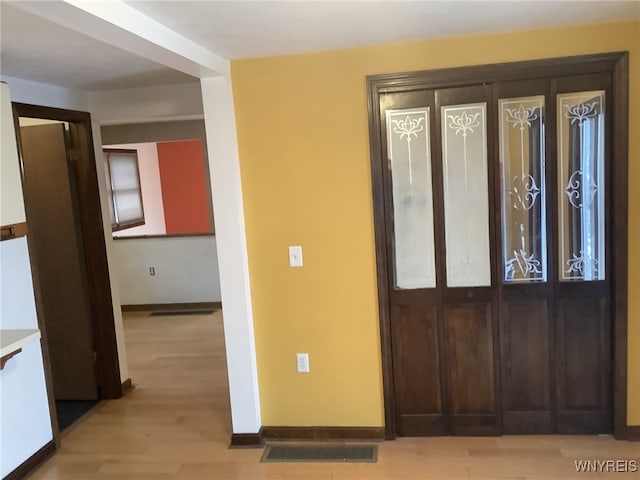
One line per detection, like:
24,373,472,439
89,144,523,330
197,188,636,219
0,82,53,478
1,82,26,226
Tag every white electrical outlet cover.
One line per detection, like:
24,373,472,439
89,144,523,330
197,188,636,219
296,353,309,373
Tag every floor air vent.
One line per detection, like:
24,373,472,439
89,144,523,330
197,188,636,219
150,310,215,316
261,444,378,463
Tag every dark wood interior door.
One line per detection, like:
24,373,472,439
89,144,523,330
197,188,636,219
496,79,555,434
377,70,614,437
381,90,448,435
434,86,500,436
552,74,612,434
381,89,447,436
381,85,500,436
20,123,98,401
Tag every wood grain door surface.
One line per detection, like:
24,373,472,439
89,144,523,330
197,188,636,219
20,123,98,400
378,73,612,436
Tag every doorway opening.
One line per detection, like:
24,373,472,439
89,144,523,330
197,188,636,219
13,103,122,441
97,119,228,430
99,120,221,315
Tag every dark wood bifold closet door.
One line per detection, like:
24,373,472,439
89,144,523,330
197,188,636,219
435,86,500,435
552,74,612,434
495,80,555,434
381,86,500,436
496,73,613,434
381,89,448,436
372,56,623,438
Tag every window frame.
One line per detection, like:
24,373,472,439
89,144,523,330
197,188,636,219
103,148,145,232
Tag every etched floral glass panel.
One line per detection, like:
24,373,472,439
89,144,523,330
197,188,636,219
499,96,547,283
386,108,436,289
557,91,605,282
441,103,491,287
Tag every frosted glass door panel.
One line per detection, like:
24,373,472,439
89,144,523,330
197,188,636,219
441,103,491,287
386,108,436,289
499,96,547,283
557,91,605,282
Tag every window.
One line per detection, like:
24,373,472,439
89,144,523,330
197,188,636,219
103,149,145,231
103,139,214,238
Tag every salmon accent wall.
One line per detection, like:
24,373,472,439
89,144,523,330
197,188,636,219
157,140,211,234
231,21,639,427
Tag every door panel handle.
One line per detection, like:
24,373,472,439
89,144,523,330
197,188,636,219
1,225,15,239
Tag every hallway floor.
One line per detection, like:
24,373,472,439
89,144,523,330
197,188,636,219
29,310,639,479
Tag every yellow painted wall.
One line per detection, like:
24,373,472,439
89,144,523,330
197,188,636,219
232,21,640,427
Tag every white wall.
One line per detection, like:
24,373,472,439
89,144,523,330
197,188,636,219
113,236,221,304
89,82,204,125
0,82,53,477
201,76,262,433
1,76,87,112
2,75,129,382
107,142,166,237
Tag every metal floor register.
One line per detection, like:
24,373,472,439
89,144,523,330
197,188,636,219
261,444,378,463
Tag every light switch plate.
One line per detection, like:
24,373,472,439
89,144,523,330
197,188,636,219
289,245,303,267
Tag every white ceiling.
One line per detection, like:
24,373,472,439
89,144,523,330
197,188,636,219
1,1,638,91
126,0,640,60
0,3,198,90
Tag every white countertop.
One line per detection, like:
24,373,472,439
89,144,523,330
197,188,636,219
0,329,41,358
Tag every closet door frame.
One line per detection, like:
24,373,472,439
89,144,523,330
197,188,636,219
366,51,629,440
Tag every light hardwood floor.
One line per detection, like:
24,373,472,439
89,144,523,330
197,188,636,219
29,310,638,479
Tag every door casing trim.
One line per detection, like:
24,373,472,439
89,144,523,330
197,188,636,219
12,103,122,446
366,51,630,440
